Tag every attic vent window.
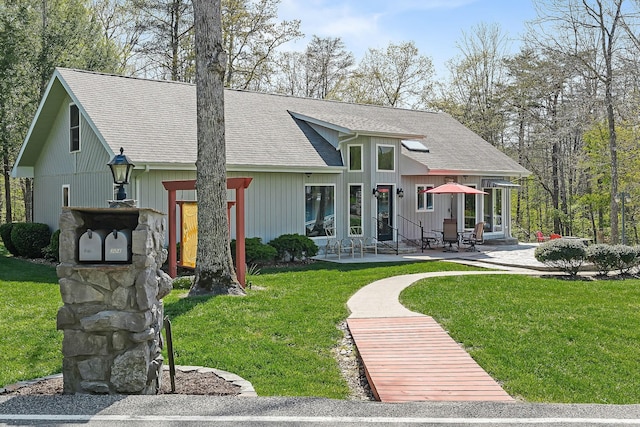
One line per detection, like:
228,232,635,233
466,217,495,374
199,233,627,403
70,104,80,152
402,140,429,152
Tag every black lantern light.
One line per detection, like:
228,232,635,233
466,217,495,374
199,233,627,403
396,188,404,198
108,147,135,201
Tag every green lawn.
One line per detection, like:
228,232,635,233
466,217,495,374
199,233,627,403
400,274,640,404
0,253,62,388
0,252,473,397
162,261,475,397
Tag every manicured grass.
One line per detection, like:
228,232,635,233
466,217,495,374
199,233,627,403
163,261,476,398
400,274,640,404
0,252,474,396
0,254,62,388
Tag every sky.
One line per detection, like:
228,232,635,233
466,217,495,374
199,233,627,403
277,0,539,79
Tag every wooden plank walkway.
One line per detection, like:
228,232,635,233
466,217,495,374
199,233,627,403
347,316,514,403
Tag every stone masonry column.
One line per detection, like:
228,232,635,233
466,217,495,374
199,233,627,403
56,207,172,394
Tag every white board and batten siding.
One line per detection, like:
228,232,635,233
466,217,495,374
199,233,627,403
34,100,115,229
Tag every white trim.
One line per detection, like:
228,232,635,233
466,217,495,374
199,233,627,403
348,183,364,237
69,103,81,153
304,183,337,240
415,184,435,213
347,144,363,172
376,144,396,173
462,183,479,230
374,183,396,241
61,184,70,207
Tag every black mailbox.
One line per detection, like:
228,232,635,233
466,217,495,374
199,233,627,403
104,229,131,262
78,229,108,262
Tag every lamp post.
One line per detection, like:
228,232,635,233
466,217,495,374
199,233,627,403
107,147,135,206
615,192,631,245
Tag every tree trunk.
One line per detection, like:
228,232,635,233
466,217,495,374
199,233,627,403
22,178,33,222
190,0,243,296
2,152,12,223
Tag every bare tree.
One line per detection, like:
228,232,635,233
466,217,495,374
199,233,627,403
441,23,510,148
531,0,627,243
222,0,302,90
191,0,244,296
303,36,354,99
343,41,434,109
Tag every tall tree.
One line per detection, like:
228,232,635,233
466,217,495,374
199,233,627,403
133,0,195,81
222,0,302,90
302,36,353,99
531,0,627,243
343,41,434,109
440,23,510,148
191,0,244,296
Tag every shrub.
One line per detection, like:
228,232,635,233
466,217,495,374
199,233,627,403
42,229,61,262
231,237,277,265
534,239,587,276
586,244,618,276
172,275,193,290
269,233,318,262
10,222,52,258
613,245,639,275
0,222,19,256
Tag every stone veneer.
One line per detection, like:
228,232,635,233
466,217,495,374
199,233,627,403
56,207,172,395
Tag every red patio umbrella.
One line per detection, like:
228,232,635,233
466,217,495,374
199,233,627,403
421,182,487,195
421,182,487,219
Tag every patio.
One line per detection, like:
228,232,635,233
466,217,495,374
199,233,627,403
316,242,549,271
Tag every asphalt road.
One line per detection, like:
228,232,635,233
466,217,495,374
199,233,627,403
2,395,640,426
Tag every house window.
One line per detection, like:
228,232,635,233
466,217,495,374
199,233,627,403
416,185,434,212
305,184,335,237
377,144,395,172
464,185,477,229
70,104,80,152
348,145,362,172
348,184,363,236
483,188,503,232
62,185,70,207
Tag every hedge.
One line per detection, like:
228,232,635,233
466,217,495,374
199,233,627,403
10,222,52,258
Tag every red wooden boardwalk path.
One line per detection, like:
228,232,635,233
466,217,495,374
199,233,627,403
347,316,514,403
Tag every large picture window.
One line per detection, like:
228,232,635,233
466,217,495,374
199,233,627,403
349,184,363,236
348,145,362,172
416,185,434,212
70,104,80,152
305,185,335,237
377,144,395,172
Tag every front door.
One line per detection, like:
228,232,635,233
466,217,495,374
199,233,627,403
376,185,393,241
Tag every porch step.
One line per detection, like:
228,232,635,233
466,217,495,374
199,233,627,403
376,242,422,255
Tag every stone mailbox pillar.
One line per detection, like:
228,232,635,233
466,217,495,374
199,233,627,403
56,207,172,394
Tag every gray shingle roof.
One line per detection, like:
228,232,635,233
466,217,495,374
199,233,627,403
33,68,529,175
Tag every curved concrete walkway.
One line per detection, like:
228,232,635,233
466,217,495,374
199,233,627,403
346,266,540,402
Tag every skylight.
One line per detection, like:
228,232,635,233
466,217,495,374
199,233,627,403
401,140,429,152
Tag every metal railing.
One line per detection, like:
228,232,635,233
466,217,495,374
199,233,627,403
397,215,428,253
372,217,399,255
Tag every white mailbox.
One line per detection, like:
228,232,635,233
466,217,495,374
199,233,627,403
104,229,131,262
78,229,107,262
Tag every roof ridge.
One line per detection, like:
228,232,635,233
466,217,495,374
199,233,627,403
56,67,195,87
225,87,441,115
56,68,441,116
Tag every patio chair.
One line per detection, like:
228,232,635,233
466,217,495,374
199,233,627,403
536,230,548,242
361,236,378,256
324,227,339,258
550,233,562,240
460,222,484,252
442,219,459,252
338,238,355,259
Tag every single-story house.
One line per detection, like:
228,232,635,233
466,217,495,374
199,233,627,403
12,68,530,252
